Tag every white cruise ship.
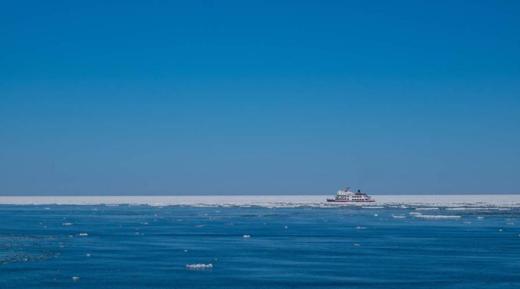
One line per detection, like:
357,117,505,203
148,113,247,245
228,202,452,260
326,187,375,203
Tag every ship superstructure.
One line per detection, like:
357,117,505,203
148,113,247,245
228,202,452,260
326,187,375,203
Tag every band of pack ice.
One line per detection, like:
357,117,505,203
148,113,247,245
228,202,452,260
1,194,520,208
327,187,375,203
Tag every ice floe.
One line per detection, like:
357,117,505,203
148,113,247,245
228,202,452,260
186,263,213,270
411,213,461,220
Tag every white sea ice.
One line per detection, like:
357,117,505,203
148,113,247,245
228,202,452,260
186,263,213,270
1,195,518,208
413,214,461,220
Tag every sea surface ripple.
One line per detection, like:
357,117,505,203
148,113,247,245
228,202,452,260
1,203,519,289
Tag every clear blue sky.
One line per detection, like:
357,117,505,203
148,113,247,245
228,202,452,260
1,0,519,195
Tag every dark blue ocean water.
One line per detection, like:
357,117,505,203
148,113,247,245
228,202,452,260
1,205,519,289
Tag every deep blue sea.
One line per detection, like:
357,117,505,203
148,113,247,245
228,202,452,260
1,205,519,289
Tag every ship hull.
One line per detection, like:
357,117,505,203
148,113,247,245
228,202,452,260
326,199,375,203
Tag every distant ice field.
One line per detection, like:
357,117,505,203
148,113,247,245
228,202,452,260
1,195,520,208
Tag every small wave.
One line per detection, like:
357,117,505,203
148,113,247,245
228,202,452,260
415,207,439,211
392,215,406,219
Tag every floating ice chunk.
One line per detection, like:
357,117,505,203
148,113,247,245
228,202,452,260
186,263,213,270
242,234,251,238
413,214,461,220
72,276,80,282
373,213,379,217
447,207,487,211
